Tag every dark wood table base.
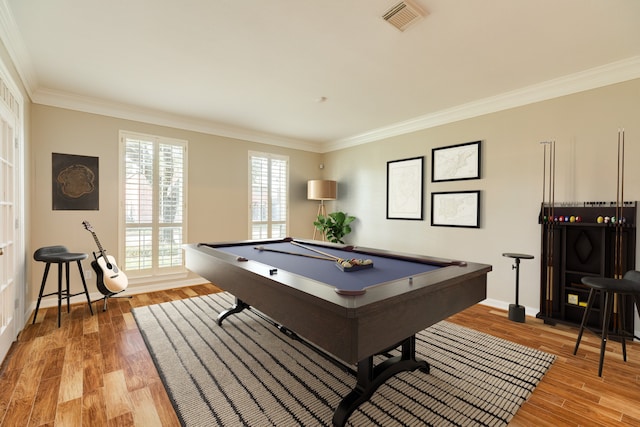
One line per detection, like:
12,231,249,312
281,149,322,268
217,298,431,427
216,297,250,326
332,335,430,426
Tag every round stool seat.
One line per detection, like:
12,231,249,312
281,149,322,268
582,272,640,294
502,253,534,260
34,245,88,263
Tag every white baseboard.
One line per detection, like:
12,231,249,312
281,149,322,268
480,298,539,319
480,298,639,342
26,277,208,317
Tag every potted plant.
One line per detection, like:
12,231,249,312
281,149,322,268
313,211,355,244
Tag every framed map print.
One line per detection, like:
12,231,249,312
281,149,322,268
386,156,424,220
431,190,480,228
432,140,481,182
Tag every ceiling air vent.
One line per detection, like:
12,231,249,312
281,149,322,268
382,0,426,32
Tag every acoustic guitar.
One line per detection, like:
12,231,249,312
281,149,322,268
82,221,128,294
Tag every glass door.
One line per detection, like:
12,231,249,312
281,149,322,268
0,108,16,363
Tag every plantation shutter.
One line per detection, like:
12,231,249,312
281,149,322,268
249,152,288,239
124,138,154,270
121,132,187,277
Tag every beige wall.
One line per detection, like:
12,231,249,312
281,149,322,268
29,105,323,301
323,78,640,315
26,78,640,325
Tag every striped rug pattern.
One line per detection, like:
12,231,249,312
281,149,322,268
132,292,555,426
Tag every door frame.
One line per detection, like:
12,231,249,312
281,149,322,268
0,55,25,364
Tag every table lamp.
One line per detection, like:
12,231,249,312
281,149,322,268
308,180,337,240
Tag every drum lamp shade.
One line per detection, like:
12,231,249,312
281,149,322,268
307,180,337,200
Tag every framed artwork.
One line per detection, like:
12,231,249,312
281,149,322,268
432,140,481,182
52,153,99,210
386,156,424,220
431,190,480,228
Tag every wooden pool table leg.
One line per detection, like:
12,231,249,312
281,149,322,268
217,297,250,326
332,335,430,427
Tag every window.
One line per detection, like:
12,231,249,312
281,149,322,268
120,131,187,278
249,151,288,239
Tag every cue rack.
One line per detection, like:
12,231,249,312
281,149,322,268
537,131,636,334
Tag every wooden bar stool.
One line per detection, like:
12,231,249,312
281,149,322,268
573,270,640,376
33,245,94,327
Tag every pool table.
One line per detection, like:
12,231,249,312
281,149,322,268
184,238,492,426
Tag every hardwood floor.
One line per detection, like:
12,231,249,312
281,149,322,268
1,283,639,426
452,306,640,427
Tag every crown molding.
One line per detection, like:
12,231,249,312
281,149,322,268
32,88,325,153
325,56,640,152
30,54,640,154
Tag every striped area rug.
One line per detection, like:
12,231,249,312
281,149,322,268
132,292,555,426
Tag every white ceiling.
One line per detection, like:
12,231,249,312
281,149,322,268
3,0,640,152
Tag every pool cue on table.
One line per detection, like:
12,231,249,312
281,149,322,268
289,241,341,261
253,246,334,261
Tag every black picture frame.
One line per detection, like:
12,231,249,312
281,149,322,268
386,156,424,220
431,190,480,228
431,140,481,182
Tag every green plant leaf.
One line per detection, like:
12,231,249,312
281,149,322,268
312,211,355,243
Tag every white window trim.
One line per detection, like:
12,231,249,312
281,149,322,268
119,130,188,283
248,151,289,239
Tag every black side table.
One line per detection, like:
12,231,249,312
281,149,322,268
502,253,534,323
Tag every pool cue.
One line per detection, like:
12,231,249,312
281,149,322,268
549,140,555,317
619,129,625,277
253,246,334,261
541,144,548,316
613,129,625,330
542,142,549,315
289,241,342,261
614,128,625,279
541,140,555,317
